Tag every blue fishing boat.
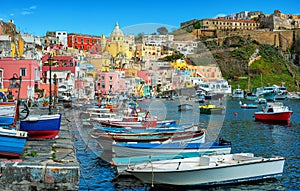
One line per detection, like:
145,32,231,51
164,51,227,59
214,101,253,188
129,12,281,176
20,113,62,139
0,127,28,157
0,101,17,126
112,139,231,157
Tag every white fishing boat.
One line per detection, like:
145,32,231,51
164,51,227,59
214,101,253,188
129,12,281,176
112,139,231,157
126,153,285,186
232,85,244,99
198,80,232,94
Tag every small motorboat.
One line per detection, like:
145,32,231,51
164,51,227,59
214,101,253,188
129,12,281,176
126,153,285,186
254,102,293,122
240,102,258,109
178,103,193,111
199,103,225,114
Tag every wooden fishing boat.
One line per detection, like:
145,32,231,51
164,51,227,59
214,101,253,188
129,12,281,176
91,129,205,151
254,102,293,122
126,153,285,186
0,127,28,157
112,139,231,157
99,116,157,129
112,151,216,176
20,113,62,139
0,102,17,126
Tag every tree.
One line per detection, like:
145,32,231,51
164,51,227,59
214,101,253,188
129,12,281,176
194,21,201,29
135,33,143,43
157,27,168,35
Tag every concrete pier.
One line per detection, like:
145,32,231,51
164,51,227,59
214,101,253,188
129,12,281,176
0,104,80,191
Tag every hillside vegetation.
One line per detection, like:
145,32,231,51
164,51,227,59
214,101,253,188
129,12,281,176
207,36,300,92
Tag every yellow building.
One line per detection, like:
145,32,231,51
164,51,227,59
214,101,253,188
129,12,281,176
170,59,188,70
102,23,132,69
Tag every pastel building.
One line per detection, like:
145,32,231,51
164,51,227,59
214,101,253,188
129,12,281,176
95,71,126,95
0,58,40,99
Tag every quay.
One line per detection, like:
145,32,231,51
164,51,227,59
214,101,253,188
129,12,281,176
0,103,80,191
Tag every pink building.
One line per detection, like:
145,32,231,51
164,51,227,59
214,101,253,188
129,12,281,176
138,70,151,84
95,72,125,95
0,58,40,99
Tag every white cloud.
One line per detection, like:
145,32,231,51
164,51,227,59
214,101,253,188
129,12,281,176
29,6,37,10
214,13,227,18
21,11,31,15
8,5,37,17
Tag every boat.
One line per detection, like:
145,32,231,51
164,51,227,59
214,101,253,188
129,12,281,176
232,85,244,99
275,83,288,100
245,92,258,101
254,102,293,122
125,152,285,186
20,113,62,139
198,80,232,95
178,103,193,111
112,151,216,176
240,102,258,109
199,103,225,114
204,92,224,100
0,101,17,126
99,119,157,129
255,98,267,104
112,139,231,157
256,86,277,101
0,127,28,157
92,129,205,151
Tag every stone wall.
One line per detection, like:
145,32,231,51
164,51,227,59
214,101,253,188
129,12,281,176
196,29,294,51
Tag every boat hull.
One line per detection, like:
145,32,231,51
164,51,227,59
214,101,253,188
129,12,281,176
0,102,17,126
254,111,293,121
0,129,27,157
20,114,62,139
112,142,231,157
127,156,285,186
200,108,224,114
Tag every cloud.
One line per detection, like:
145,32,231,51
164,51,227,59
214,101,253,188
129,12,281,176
29,6,37,10
21,11,32,15
9,5,37,17
214,13,227,18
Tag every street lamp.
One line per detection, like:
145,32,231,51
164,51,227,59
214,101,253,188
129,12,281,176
47,54,53,114
53,73,57,108
9,73,22,123
9,73,22,100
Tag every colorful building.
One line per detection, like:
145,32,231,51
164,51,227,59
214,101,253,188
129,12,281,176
0,57,40,99
67,33,101,53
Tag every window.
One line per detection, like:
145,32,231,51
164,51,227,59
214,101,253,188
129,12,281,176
20,68,26,77
109,85,113,90
109,76,113,81
102,84,105,88
101,76,104,81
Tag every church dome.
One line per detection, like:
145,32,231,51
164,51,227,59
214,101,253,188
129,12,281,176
111,23,124,37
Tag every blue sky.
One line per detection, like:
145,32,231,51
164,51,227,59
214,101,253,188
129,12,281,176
0,0,299,37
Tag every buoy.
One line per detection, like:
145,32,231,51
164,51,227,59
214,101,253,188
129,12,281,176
234,112,238,117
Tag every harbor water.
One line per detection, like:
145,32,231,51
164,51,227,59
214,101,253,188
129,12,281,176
66,98,300,191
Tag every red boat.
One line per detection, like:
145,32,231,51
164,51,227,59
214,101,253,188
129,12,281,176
254,102,293,121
